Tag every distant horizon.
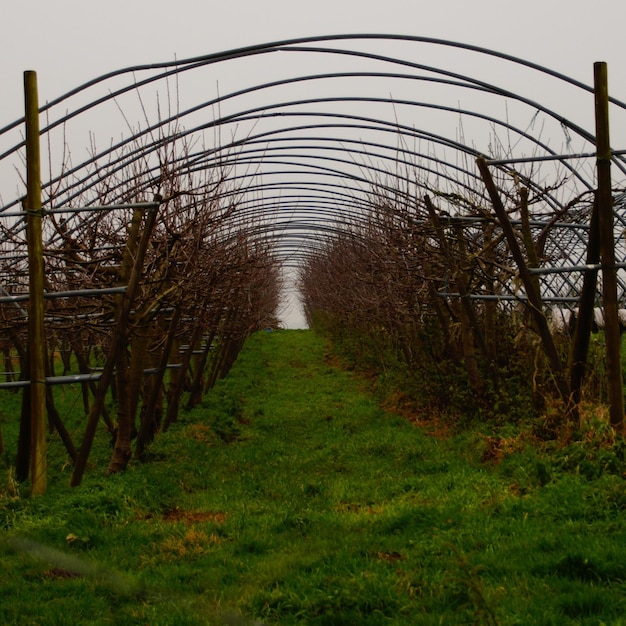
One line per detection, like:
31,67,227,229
280,287,309,329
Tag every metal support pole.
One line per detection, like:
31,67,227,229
594,61,624,431
24,70,47,494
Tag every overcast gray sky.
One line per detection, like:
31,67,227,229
3,0,626,328
3,0,626,121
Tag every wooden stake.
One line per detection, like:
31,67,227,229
24,70,47,495
594,61,624,431
70,199,161,486
476,157,575,420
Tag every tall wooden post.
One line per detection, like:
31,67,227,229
24,70,47,494
594,61,624,431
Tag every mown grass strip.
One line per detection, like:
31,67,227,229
1,329,626,625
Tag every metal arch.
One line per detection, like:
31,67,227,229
180,105,584,184
34,187,385,262
4,32,626,130
214,220,365,255
279,45,606,147
31,154,598,261
15,67,598,186
26,162,387,249
0,163,604,264
24,81,605,207
217,194,374,219
205,202,372,233
34,108,575,216
2,35,620,199
206,180,384,209
2,70,481,163
3,113,486,213
13,105,477,208
2,34,626,305
0,69,491,170
208,200,390,236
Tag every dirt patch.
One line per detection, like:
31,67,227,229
376,551,405,563
187,424,215,443
479,434,527,465
162,508,227,525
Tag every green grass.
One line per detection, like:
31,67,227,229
2,329,626,624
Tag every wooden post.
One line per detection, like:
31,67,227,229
70,198,161,486
476,157,575,421
594,61,624,431
24,70,47,495
136,306,182,455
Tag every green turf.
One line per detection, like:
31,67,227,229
1,329,626,624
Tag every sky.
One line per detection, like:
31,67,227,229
3,0,625,115
2,0,626,328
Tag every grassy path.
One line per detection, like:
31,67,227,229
2,330,626,624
